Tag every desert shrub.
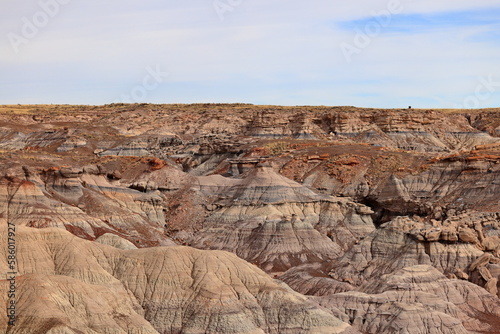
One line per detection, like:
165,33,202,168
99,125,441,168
265,142,289,155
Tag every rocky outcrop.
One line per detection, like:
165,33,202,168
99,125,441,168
56,136,87,152
329,215,496,284
0,165,174,247
326,213,500,303
372,158,500,217
316,265,500,334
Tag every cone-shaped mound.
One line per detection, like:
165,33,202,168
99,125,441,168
221,166,330,205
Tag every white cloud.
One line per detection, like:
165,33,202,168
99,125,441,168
0,0,499,107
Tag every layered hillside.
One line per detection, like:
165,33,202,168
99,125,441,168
0,104,499,333
0,226,355,333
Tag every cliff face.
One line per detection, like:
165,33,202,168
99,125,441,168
0,104,499,333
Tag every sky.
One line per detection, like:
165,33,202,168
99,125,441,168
1,0,500,108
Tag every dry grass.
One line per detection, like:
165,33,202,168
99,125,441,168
2,104,499,116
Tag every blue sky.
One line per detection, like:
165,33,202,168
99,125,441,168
1,0,500,108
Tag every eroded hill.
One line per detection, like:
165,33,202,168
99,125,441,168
0,104,499,333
